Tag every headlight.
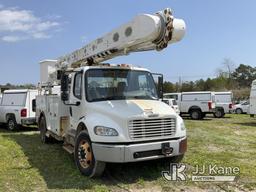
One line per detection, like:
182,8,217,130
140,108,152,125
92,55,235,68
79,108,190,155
94,126,118,136
180,121,186,131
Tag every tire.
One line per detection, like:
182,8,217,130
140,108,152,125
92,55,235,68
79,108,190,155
236,108,243,114
190,109,202,120
39,116,51,143
214,109,224,118
74,130,105,177
7,116,19,131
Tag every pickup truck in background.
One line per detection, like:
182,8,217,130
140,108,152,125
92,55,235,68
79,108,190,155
164,92,216,120
213,91,233,118
162,98,180,115
0,89,38,131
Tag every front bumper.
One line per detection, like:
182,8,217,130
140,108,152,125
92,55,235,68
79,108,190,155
21,117,36,125
92,137,187,163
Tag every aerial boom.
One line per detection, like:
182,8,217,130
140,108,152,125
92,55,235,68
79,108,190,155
57,8,185,69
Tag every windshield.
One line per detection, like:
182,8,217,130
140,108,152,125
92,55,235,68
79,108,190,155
86,69,158,102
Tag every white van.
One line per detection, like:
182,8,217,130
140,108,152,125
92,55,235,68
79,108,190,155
249,80,256,116
213,92,233,118
0,89,38,131
164,92,215,120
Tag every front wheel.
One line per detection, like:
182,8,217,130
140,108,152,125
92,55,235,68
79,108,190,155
39,116,51,143
74,131,105,177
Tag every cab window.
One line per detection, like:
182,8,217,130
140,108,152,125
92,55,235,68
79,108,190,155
73,72,82,99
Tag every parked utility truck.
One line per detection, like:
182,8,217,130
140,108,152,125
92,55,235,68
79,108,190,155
36,8,187,177
0,89,37,131
164,92,216,120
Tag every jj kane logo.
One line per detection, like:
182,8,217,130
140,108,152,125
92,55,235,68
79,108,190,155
162,164,240,182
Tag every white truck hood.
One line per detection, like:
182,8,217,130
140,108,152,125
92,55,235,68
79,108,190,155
86,99,184,143
89,99,176,119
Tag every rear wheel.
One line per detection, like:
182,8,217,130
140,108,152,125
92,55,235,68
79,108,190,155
74,131,105,177
236,108,243,114
214,109,224,118
39,116,51,143
7,117,19,131
190,109,202,120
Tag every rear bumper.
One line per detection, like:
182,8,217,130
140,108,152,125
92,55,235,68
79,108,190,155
92,137,187,163
21,117,36,125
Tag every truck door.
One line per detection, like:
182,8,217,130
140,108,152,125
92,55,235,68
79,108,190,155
69,71,83,130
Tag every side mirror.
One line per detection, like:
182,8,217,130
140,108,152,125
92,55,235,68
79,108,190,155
152,73,164,99
61,74,69,101
158,75,163,99
32,99,36,112
57,70,63,80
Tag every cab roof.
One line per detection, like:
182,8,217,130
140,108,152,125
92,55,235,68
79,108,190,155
79,65,150,72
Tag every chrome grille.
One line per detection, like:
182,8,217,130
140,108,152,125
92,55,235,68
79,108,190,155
128,118,176,139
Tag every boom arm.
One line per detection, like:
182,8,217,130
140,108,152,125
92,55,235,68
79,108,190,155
57,8,185,69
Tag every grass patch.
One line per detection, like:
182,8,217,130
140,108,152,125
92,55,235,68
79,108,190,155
0,114,255,191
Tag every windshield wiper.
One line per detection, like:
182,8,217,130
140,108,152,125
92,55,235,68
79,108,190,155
131,95,157,100
102,95,126,100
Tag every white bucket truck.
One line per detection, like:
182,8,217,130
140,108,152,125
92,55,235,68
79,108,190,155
36,8,187,177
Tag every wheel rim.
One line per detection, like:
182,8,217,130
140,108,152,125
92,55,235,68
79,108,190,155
8,120,15,130
78,140,92,169
236,109,242,114
192,111,199,119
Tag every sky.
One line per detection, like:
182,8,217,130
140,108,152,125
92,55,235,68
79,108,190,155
0,0,255,84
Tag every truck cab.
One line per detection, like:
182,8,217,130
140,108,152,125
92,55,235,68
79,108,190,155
36,65,187,177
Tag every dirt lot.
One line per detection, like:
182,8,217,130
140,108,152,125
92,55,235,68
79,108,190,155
0,114,255,192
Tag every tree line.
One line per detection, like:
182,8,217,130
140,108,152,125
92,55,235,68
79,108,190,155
163,63,255,100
